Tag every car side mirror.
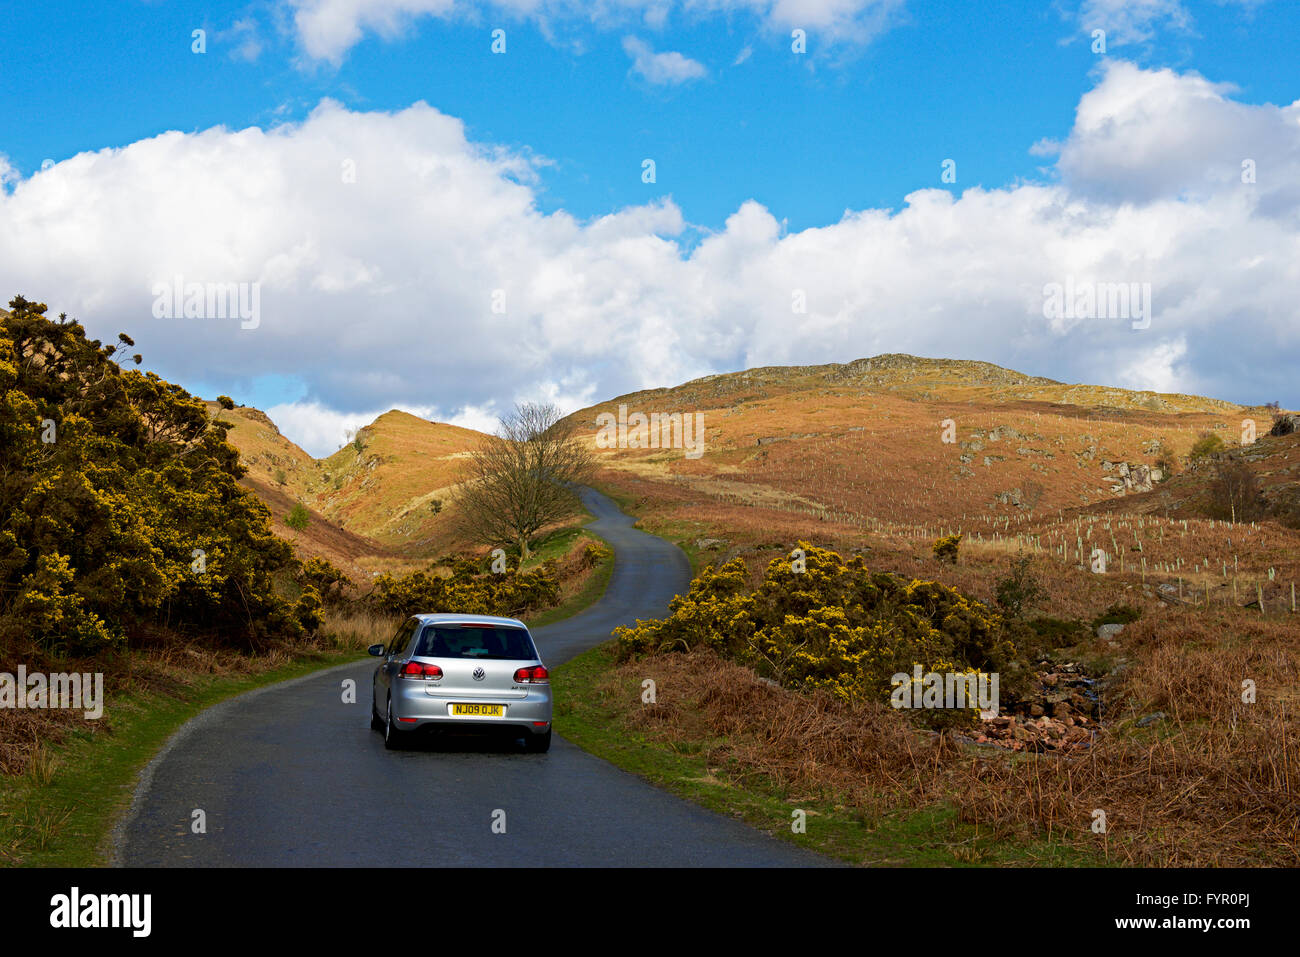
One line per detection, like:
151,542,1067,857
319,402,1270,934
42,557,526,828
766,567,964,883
368,643,386,657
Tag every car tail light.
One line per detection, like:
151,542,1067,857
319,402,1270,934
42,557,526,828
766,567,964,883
513,665,549,684
400,661,442,679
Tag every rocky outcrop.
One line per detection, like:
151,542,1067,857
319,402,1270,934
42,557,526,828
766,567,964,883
1270,414,1300,436
1101,460,1163,494
755,432,819,446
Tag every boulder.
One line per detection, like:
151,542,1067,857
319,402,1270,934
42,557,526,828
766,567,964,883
1270,414,1300,436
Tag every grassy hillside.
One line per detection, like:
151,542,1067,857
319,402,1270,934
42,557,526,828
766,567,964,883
559,350,1297,640
208,403,487,571
309,411,483,548
555,353,1299,866
564,354,1294,579
567,353,1269,527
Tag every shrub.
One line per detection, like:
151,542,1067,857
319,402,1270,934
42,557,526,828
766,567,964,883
0,295,305,655
1025,616,1088,647
1090,603,1142,632
285,502,311,531
1153,442,1177,477
1188,432,1224,461
994,553,1045,620
368,556,559,619
1269,413,1299,437
298,557,351,605
614,543,1030,722
932,533,961,564
294,585,323,633
4,553,120,656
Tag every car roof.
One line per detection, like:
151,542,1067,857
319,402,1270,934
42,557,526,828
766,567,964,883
412,613,527,628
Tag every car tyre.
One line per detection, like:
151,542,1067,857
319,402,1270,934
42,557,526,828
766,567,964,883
384,697,407,750
371,696,385,731
523,729,552,753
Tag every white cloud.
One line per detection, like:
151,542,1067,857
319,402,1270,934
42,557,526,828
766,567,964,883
285,0,906,63
622,35,707,85
1074,0,1273,46
2,61,1298,459
1076,0,1191,45
220,17,266,62
265,400,440,454
446,403,504,437
1055,61,1300,208
289,0,452,64
1117,336,1189,393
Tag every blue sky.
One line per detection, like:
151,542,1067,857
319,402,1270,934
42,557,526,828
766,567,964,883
2,1,1298,453
7,1,1297,229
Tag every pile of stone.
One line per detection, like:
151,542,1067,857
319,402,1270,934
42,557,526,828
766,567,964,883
959,663,1101,753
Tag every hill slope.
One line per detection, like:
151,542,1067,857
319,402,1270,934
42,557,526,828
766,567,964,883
308,411,484,548
208,403,486,569
567,352,1277,526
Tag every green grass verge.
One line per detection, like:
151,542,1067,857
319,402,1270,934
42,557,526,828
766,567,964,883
0,649,362,867
523,548,613,630
519,523,592,569
553,642,1101,867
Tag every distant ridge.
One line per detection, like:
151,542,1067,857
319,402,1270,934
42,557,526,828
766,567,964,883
571,352,1248,426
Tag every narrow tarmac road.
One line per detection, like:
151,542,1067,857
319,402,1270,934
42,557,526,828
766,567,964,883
116,487,830,866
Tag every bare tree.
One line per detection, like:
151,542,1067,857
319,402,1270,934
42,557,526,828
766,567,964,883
1206,460,1266,523
454,402,594,559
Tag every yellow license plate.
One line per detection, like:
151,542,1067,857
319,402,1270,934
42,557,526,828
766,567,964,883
451,703,504,717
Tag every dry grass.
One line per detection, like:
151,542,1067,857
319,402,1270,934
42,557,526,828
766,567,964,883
318,607,401,652
605,611,1300,866
0,613,389,777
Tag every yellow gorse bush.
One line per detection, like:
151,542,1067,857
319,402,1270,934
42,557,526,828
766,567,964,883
369,556,560,619
615,542,1027,716
1,296,319,656
932,533,962,564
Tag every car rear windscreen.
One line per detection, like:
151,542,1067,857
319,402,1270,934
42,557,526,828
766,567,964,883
415,625,536,660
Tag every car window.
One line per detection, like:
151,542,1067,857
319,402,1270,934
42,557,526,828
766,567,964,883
388,619,416,656
415,625,536,661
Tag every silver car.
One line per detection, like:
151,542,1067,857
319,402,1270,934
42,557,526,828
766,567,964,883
369,614,552,752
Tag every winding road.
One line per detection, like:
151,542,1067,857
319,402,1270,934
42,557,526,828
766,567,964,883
115,487,830,866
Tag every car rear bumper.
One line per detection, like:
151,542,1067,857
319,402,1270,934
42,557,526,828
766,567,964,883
390,683,552,733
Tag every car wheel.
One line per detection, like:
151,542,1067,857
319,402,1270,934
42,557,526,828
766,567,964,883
371,695,385,731
384,697,407,750
523,729,551,753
